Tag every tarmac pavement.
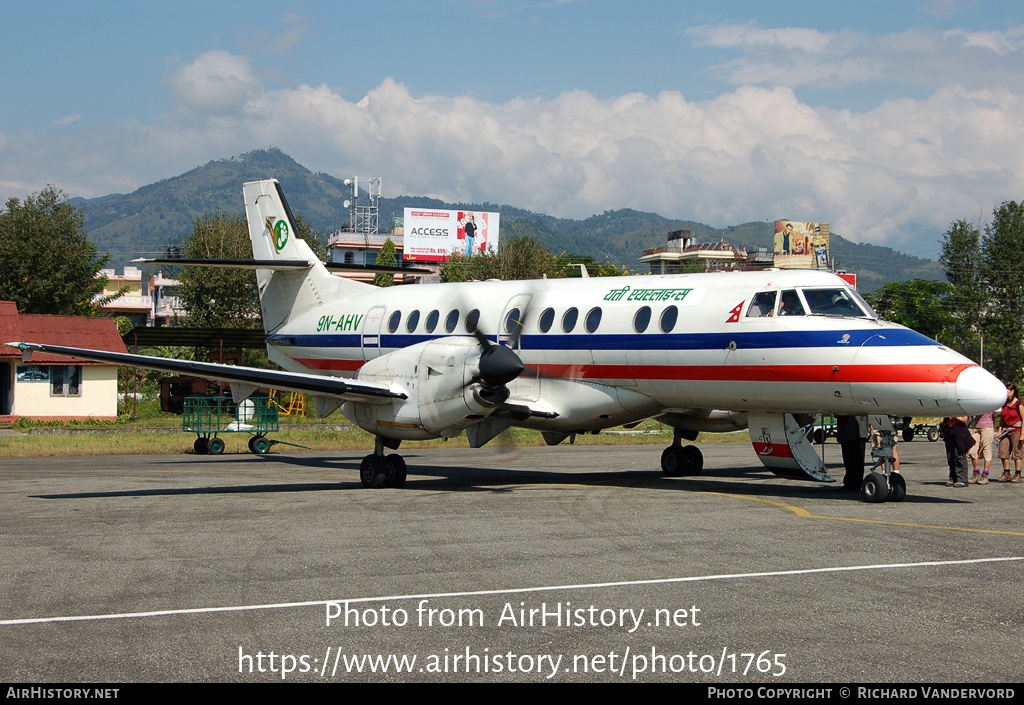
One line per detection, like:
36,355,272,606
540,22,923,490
1,439,1022,683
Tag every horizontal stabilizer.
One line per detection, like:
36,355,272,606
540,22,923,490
131,257,313,270
7,342,405,403
132,257,432,275
324,262,434,274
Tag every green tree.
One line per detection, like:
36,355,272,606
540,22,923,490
440,235,556,282
177,210,260,328
0,186,119,315
981,201,1024,384
865,279,974,346
552,253,632,278
939,218,984,361
374,238,398,287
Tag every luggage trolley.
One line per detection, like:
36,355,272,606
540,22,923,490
183,396,300,455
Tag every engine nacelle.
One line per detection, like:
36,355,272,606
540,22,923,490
345,337,500,439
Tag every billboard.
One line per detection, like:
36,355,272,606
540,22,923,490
773,221,830,269
403,208,500,262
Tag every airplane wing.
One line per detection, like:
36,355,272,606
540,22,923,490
6,342,405,403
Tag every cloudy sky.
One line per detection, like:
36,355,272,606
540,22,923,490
3,0,1023,259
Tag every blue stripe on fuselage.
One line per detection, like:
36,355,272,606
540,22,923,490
267,328,940,351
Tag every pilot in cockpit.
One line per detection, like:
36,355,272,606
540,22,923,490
779,290,805,316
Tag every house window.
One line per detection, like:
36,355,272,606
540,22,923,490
50,365,82,397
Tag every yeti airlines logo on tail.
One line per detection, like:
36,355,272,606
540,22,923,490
266,216,289,252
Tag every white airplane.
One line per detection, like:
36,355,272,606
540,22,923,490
8,179,1007,503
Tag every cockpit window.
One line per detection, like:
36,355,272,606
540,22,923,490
802,288,870,317
849,289,878,319
778,290,805,316
747,291,777,317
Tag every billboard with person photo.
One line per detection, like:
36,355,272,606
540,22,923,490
404,208,500,262
773,221,830,269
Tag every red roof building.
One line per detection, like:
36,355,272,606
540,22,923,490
0,301,127,421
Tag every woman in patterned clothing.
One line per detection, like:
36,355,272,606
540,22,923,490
996,384,1023,483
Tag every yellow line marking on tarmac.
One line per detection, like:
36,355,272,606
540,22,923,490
701,491,1024,536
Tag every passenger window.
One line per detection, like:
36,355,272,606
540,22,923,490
465,309,481,334
562,307,579,333
585,307,602,333
406,310,420,333
778,290,805,316
747,291,777,317
634,306,652,333
505,308,522,335
445,309,459,333
387,311,402,333
538,308,555,333
425,309,439,333
660,306,678,333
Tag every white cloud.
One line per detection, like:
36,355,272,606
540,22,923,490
689,23,1024,92
3,50,1023,258
50,114,82,127
168,50,260,115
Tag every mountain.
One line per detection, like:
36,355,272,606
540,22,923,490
74,148,943,292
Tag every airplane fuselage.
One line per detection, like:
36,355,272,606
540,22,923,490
264,268,1001,438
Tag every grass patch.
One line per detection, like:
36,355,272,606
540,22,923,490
0,417,748,457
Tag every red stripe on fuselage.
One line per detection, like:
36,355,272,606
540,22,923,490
525,363,973,384
290,356,973,385
295,358,364,371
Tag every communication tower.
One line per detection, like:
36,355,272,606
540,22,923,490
343,176,381,238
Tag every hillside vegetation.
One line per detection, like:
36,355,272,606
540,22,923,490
75,148,943,291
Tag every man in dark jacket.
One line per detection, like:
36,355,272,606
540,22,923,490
942,416,975,487
836,416,869,491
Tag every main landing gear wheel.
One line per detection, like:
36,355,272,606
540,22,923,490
888,473,907,502
194,437,209,455
902,427,915,443
861,472,889,503
360,455,386,488
384,454,407,488
661,445,703,477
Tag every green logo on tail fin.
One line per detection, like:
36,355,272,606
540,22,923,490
274,219,289,252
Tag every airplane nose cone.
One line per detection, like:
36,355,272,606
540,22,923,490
955,366,1006,414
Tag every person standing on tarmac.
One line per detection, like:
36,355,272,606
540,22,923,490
835,416,869,492
996,384,1023,483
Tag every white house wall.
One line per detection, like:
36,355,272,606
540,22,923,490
11,365,118,420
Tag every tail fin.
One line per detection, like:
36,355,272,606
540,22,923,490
243,179,371,333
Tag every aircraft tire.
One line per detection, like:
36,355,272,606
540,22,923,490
194,437,209,455
208,437,226,455
902,427,915,443
683,445,704,475
360,455,386,488
888,473,906,502
384,454,407,488
861,472,889,503
661,446,693,477
812,429,826,445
